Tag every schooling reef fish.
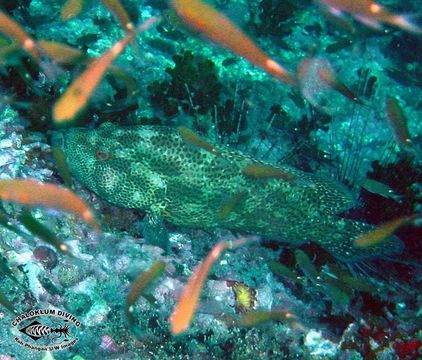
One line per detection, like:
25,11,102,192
316,0,422,34
54,122,402,261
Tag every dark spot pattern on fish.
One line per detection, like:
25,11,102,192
56,122,403,261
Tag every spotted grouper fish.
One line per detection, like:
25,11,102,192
53,122,402,261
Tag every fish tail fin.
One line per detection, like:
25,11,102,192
391,14,422,34
354,15,383,31
122,16,160,60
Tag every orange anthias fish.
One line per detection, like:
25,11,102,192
101,0,135,31
0,178,100,231
170,0,297,87
126,261,165,325
170,236,257,335
53,17,159,124
297,56,362,112
38,40,87,64
52,31,134,123
317,0,422,34
177,126,220,156
242,163,296,182
241,310,298,327
385,96,413,150
354,215,418,248
0,10,41,62
360,178,402,202
318,66,363,105
0,12,65,80
60,0,85,21
19,211,73,256
61,0,134,31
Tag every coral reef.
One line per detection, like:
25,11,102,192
0,0,421,359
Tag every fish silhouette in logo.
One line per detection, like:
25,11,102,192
19,320,72,342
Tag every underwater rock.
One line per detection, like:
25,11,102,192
33,245,58,270
22,261,47,302
56,262,84,288
99,334,120,353
305,329,340,358
64,291,92,316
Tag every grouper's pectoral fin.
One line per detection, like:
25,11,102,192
314,217,404,262
141,208,169,254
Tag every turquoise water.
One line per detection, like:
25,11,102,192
0,1,421,359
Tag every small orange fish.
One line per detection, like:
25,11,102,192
38,40,136,94
318,4,357,34
242,163,296,182
339,274,374,293
297,56,333,112
217,191,247,220
60,0,85,21
19,211,73,256
354,215,418,248
268,261,302,283
360,178,402,202
0,178,100,231
0,19,62,81
318,67,363,105
126,261,165,324
325,38,355,54
178,126,220,156
170,0,296,87
38,40,86,64
298,56,362,109
294,249,319,284
385,97,413,150
53,17,159,124
317,0,422,34
101,0,134,31
0,10,41,62
170,236,257,335
241,310,297,327
51,146,74,189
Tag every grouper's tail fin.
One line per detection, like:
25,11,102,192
315,218,404,262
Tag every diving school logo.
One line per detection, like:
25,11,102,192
11,309,80,351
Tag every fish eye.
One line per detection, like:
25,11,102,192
96,149,112,161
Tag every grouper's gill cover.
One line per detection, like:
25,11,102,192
55,122,403,261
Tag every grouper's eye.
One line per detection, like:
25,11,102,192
95,149,112,161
